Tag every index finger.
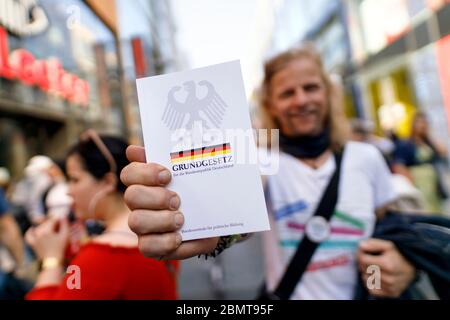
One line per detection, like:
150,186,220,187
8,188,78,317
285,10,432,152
359,238,394,254
357,252,385,274
25,228,36,246
126,145,146,163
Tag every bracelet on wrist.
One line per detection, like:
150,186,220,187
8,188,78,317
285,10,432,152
41,257,62,270
198,234,248,259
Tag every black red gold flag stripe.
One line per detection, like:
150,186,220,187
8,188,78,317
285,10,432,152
170,143,231,163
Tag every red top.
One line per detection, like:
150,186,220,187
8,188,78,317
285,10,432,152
26,243,178,300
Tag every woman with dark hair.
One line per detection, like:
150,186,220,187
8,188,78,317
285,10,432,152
25,130,178,300
392,112,448,213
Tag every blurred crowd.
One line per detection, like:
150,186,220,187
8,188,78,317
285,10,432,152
350,112,450,215
0,132,178,299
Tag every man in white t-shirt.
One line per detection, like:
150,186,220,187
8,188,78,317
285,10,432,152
120,44,417,299
254,45,415,299
262,142,397,299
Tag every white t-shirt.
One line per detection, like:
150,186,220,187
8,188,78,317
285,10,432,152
262,142,396,300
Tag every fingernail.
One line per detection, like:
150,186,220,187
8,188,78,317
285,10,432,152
169,195,180,210
158,170,171,185
175,233,182,246
174,213,184,228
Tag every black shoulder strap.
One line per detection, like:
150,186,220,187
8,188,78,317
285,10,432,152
271,149,344,300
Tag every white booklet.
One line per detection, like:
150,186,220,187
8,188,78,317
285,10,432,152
136,61,270,241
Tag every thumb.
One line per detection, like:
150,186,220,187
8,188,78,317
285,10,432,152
25,228,36,246
359,238,395,254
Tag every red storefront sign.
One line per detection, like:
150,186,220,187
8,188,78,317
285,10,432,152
0,26,89,106
131,37,147,78
437,34,450,132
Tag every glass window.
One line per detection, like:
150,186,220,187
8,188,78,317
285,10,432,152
0,0,120,122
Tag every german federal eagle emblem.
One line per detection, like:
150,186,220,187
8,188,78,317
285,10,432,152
162,80,227,130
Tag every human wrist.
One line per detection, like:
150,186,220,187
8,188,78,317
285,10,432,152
38,247,65,262
199,234,248,259
41,257,62,270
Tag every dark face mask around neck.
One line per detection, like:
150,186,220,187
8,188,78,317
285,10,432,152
279,128,331,159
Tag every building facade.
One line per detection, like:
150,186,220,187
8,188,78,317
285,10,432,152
0,0,126,179
345,0,450,144
117,0,179,145
268,0,450,145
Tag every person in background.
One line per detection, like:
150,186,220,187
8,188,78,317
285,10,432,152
350,120,427,213
0,168,11,192
120,44,418,299
0,180,27,299
42,159,73,220
22,156,55,226
25,130,178,300
350,118,395,164
9,156,72,232
392,112,448,213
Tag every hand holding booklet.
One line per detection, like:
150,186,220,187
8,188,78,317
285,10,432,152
136,61,270,241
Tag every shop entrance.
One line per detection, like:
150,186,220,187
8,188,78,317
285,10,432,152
0,110,64,180
368,68,418,139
